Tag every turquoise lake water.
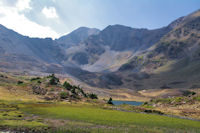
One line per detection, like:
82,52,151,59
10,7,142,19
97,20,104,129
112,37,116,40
112,100,143,106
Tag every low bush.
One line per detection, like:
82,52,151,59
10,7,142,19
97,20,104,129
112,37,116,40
88,93,98,99
30,77,41,81
182,90,196,96
60,92,69,99
48,74,59,85
63,81,72,90
17,81,23,85
107,97,113,105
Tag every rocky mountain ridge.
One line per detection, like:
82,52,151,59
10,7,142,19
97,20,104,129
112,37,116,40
0,9,200,90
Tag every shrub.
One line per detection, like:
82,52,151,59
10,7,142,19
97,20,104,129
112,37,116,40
182,90,196,96
30,77,41,81
71,88,76,94
49,74,59,85
79,88,87,97
88,93,98,99
63,81,72,90
17,81,23,85
60,92,68,99
143,102,148,105
107,97,113,105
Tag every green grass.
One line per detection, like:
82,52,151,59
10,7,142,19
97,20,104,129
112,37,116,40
0,101,47,132
0,120,46,127
21,103,200,132
193,96,200,101
50,126,172,133
1,100,200,133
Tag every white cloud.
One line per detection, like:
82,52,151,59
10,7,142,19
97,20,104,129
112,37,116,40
42,6,58,19
16,0,32,11
0,0,59,39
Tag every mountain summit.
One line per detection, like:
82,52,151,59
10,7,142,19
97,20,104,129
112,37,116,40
56,27,100,48
0,9,200,90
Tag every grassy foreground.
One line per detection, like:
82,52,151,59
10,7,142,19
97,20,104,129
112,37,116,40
0,73,200,133
19,102,200,133
0,101,200,132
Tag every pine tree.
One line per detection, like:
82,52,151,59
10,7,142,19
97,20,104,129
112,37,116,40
107,97,113,105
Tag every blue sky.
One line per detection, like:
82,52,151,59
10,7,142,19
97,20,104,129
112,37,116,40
0,0,199,39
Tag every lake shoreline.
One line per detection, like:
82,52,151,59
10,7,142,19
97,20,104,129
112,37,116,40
112,100,143,106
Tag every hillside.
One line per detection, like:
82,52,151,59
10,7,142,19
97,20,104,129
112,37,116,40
0,72,96,101
114,10,200,90
0,19,172,83
0,72,199,133
0,10,200,91
64,24,172,71
56,27,100,48
0,24,67,73
67,10,200,90
1,1,200,133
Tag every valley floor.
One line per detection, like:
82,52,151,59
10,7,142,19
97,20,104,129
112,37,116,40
1,101,200,133
0,72,200,133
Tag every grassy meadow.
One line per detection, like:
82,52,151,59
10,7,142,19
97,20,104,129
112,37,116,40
1,100,200,133
0,73,200,133
19,102,200,133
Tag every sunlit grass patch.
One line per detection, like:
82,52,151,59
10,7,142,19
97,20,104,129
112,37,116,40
21,103,200,132
0,120,47,128
0,110,23,120
0,101,47,132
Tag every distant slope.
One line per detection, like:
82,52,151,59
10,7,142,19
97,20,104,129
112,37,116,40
84,24,171,51
0,9,200,91
0,22,172,73
113,9,200,90
64,24,172,70
0,24,66,63
56,27,100,48
119,9,200,73
72,9,200,90
0,24,67,73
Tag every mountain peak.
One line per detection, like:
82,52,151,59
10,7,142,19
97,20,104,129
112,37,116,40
168,9,200,29
104,24,132,30
74,26,99,31
189,9,200,17
56,27,100,48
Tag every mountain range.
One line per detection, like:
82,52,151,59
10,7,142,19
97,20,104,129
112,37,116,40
0,9,200,90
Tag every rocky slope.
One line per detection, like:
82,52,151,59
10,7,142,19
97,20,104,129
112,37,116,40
0,9,200,91
64,24,172,71
0,17,173,73
0,24,66,63
69,10,200,90
56,27,100,48
113,9,200,90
